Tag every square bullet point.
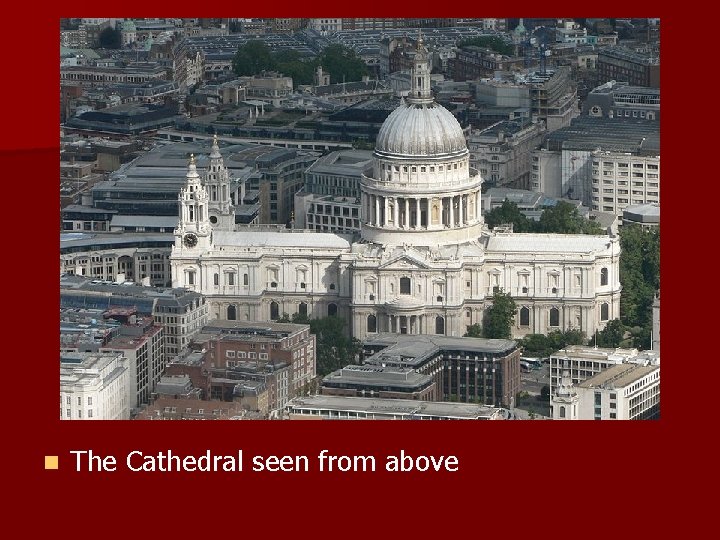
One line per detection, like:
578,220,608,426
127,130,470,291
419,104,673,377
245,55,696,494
45,456,59,470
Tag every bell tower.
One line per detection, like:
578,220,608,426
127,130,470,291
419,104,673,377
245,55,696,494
175,154,212,252
408,32,433,104
204,135,235,231
551,363,579,420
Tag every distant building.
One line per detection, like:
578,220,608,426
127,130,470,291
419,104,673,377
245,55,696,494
582,80,659,122
591,152,659,220
284,395,508,420
597,47,660,88
468,119,546,189
60,351,130,420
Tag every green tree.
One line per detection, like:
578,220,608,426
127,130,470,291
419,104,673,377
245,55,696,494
592,319,625,348
309,316,361,376
317,44,368,84
232,40,276,76
484,200,534,232
483,289,517,339
458,36,514,56
99,27,122,49
619,224,660,347
538,201,604,234
540,385,551,400
464,324,482,337
273,49,316,86
520,329,586,358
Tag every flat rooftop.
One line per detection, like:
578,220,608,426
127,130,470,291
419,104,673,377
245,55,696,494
286,395,506,420
578,363,659,390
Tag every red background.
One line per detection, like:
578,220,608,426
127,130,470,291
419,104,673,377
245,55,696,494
4,3,699,536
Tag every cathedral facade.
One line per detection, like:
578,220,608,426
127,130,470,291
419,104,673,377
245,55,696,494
171,38,621,341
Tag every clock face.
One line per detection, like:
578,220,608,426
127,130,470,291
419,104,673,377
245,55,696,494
183,233,198,248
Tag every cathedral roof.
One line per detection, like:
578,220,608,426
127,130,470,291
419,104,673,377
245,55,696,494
213,231,352,250
374,100,467,158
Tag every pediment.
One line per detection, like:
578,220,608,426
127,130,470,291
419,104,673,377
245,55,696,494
378,254,430,270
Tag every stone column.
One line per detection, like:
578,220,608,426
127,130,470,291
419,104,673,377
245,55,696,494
459,195,464,226
416,198,421,228
383,197,389,227
374,195,380,226
404,198,410,228
449,196,455,228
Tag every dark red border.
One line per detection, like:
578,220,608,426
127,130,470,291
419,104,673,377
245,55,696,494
5,5,688,535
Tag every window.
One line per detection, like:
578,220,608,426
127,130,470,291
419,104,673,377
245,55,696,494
270,301,279,320
226,350,236,358
594,392,602,406
299,302,308,317
243,273,249,286
400,277,411,295
88,410,93,418
549,308,560,327
435,316,445,335
78,397,82,406
559,406,566,418
520,307,530,327
227,305,237,320
227,272,235,286
601,303,609,321
187,271,195,286
214,273,219,286
328,303,338,317
367,314,377,333
88,397,92,406
600,268,608,286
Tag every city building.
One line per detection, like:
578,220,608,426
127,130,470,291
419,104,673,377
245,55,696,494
284,395,508,420
591,152,659,220
553,363,660,420
549,345,659,393
531,115,659,207
468,119,547,189
294,149,372,234
360,334,520,407
597,47,660,88
622,203,659,228
171,37,622,343
60,351,130,420
321,366,437,401
582,80,659,121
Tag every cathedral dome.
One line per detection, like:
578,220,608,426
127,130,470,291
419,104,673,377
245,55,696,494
374,101,467,158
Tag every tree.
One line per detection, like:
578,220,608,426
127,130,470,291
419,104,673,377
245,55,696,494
464,324,482,337
592,319,625,348
317,44,368,84
619,224,660,348
232,40,276,76
99,27,122,49
519,329,586,358
309,316,360,376
484,200,534,232
538,201,604,234
540,385,551,400
458,36,514,56
483,289,516,339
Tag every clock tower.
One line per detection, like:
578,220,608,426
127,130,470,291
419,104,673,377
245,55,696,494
174,154,212,253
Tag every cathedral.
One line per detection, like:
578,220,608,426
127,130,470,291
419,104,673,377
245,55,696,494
171,37,621,340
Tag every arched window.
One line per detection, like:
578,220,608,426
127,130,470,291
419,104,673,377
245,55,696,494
601,303,609,321
400,277,411,295
560,406,566,419
520,307,530,327
549,308,560,327
299,302,308,317
243,273,249,286
227,305,236,321
270,301,279,321
600,268,608,286
367,314,377,333
435,316,445,335
328,303,338,317
214,273,219,286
